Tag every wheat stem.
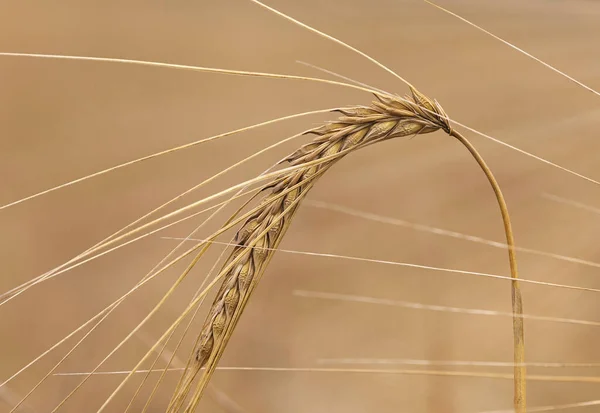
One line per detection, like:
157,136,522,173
450,129,526,413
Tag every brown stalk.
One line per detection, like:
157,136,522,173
450,129,526,413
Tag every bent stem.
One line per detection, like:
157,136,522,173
450,129,526,413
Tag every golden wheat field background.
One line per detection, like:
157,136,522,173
2,0,600,412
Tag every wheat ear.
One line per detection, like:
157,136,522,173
168,86,526,412
168,86,489,411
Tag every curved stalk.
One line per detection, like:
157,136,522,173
450,129,526,413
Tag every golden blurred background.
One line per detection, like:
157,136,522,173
1,0,600,412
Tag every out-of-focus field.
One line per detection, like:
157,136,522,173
1,1,600,412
